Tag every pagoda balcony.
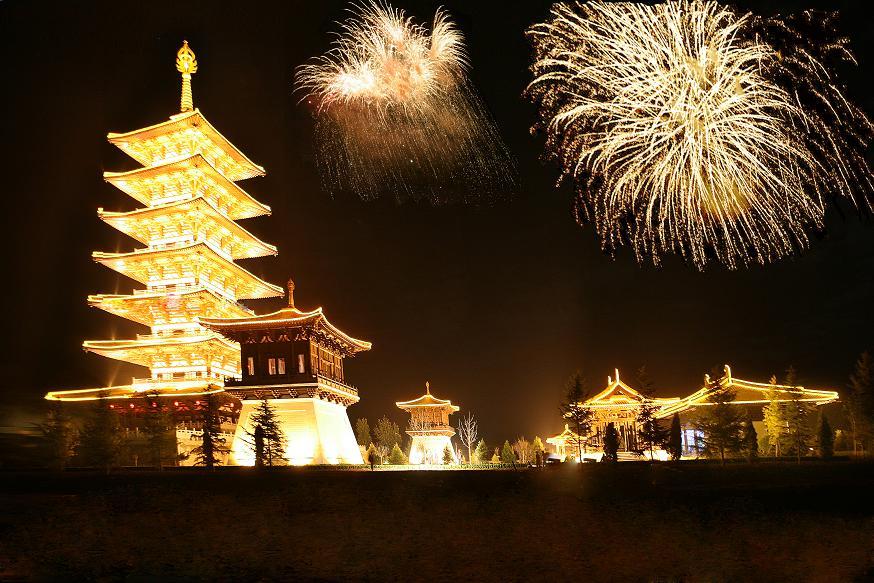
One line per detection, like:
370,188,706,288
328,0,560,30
224,373,358,397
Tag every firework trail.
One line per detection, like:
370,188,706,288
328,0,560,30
526,0,872,269
297,2,514,203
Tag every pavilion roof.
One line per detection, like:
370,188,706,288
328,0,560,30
107,109,265,181
546,424,585,445
99,196,278,260
93,242,283,300
83,333,239,368
46,381,225,402
104,154,271,220
199,282,371,354
585,369,681,409
396,383,459,411
88,287,253,328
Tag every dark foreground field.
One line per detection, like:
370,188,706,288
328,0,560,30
1,462,873,582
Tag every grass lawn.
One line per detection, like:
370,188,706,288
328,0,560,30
1,461,872,581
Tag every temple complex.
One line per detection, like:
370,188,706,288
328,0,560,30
397,383,459,464
548,366,839,460
200,279,370,465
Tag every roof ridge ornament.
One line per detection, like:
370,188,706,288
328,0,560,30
425,381,430,395
287,278,295,308
176,40,198,113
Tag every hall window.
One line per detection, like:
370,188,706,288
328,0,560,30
267,358,277,375
246,356,255,376
277,357,286,375
298,353,306,373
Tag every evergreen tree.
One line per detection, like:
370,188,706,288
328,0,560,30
374,416,402,461
246,399,286,467
818,413,834,460
354,418,371,447
141,392,174,469
763,375,788,458
39,401,77,471
254,425,265,468
695,379,743,464
78,394,121,472
192,394,227,470
500,440,515,464
602,422,620,462
473,439,488,464
846,351,874,455
635,366,668,459
490,449,500,463
389,443,407,465
666,413,683,462
443,444,454,465
742,417,758,462
784,367,814,463
559,372,593,461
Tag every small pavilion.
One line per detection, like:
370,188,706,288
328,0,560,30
396,382,459,465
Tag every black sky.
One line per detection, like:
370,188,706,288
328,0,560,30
1,0,872,440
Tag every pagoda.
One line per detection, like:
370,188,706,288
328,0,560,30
396,382,459,465
200,279,370,465
46,41,282,403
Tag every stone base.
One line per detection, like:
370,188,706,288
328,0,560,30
231,398,363,465
408,434,458,465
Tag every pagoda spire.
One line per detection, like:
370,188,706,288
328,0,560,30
287,278,296,308
176,40,198,112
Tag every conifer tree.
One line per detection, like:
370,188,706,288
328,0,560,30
559,372,593,462
474,439,488,464
818,413,834,460
141,392,174,469
389,443,407,465
602,422,620,462
246,399,286,467
784,367,814,463
192,393,227,470
490,449,500,463
532,436,545,467
666,413,683,461
742,416,758,462
635,366,668,459
78,394,121,472
355,418,371,447
374,416,402,461
500,440,515,464
39,401,77,471
763,375,788,458
443,444,454,465
695,379,743,464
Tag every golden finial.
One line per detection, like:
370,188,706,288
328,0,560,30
425,381,430,395
287,278,296,308
176,40,198,112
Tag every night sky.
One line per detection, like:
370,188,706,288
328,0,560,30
1,0,872,441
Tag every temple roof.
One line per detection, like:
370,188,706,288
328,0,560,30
396,382,460,411
46,381,225,402
83,333,239,368
199,280,372,354
98,197,278,260
104,154,271,220
93,242,283,300
107,109,265,181
88,287,253,328
587,369,681,409
546,424,585,445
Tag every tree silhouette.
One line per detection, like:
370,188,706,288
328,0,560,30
246,399,286,467
602,422,620,462
78,394,121,473
192,394,227,470
559,372,593,462
818,413,834,460
742,416,758,462
695,378,743,464
666,413,683,461
39,401,77,471
354,418,371,447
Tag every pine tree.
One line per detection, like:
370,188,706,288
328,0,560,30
500,440,515,464
846,351,874,456
355,418,371,447
742,417,758,462
473,439,488,464
39,401,77,471
635,366,668,459
389,443,407,465
695,379,743,464
666,413,683,462
141,393,174,469
532,436,545,467
192,394,227,470
78,394,121,472
784,367,814,463
818,413,834,460
374,416,402,461
559,372,593,461
246,399,286,467
442,444,454,465
602,422,620,462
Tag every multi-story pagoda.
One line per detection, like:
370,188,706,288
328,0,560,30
200,279,370,465
46,41,282,404
396,383,459,465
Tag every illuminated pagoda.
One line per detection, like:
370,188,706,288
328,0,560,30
396,382,460,465
46,41,282,405
200,279,371,465
547,366,839,461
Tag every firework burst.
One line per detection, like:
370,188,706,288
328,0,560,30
297,2,514,203
527,0,873,269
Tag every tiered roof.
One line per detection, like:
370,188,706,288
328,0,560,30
396,382,459,412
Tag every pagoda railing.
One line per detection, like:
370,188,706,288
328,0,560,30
223,373,359,397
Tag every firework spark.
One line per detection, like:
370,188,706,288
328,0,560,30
297,2,514,203
526,0,873,269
